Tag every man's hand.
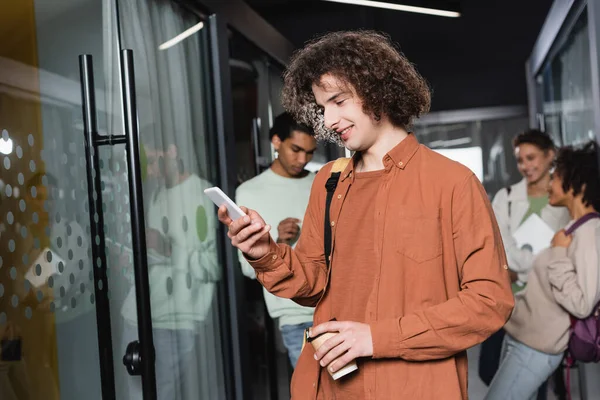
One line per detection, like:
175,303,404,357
551,229,572,248
277,218,301,244
146,228,172,256
218,206,272,260
310,321,373,374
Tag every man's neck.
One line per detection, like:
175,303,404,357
270,159,307,179
358,126,409,172
165,172,191,189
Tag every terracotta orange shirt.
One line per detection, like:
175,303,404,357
319,169,383,398
249,134,514,399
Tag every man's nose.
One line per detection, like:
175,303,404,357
323,107,339,130
298,152,307,164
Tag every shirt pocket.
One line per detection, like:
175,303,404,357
394,207,443,263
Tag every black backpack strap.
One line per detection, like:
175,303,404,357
324,158,350,269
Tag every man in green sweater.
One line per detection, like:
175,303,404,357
236,112,318,367
121,140,225,399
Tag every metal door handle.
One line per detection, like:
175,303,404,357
79,54,116,399
123,340,143,376
120,48,157,398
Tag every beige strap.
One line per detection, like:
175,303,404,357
331,157,351,173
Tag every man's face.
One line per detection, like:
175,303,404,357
161,144,181,186
273,131,317,177
145,144,180,186
145,147,163,180
312,73,379,152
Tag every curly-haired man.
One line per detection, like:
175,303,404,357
218,31,514,399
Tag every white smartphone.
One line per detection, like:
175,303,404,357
204,187,247,221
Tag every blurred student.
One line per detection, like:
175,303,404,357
236,112,317,368
485,141,600,400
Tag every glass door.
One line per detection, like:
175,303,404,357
1,1,232,399
0,0,120,399
108,1,229,399
536,6,595,146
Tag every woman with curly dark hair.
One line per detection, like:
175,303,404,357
486,141,600,400
217,30,514,399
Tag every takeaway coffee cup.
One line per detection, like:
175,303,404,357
307,330,358,380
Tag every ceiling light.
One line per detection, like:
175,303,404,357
321,0,460,18
0,138,13,155
159,21,205,51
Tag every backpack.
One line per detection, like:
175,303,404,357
566,212,600,363
324,158,351,269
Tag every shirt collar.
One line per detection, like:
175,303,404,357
340,133,420,182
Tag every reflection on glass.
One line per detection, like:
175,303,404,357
540,9,594,146
1,0,111,399
103,0,227,398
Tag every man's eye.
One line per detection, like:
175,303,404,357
336,99,345,105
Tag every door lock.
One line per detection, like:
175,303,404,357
123,340,142,376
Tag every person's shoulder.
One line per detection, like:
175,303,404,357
492,186,509,204
184,174,217,195
417,145,474,185
314,158,349,183
236,169,272,196
188,174,211,187
580,217,600,236
302,171,317,183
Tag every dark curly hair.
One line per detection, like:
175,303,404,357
554,141,600,211
282,30,431,144
269,112,314,140
513,129,556,152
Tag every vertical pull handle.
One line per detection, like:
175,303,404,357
251,117,262,175
536,113,546,132
78,54,116,400
120,49,157,399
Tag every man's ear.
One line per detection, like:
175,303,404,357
271,135,282,151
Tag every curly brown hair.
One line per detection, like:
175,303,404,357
282,30,431,144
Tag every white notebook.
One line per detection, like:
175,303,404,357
25,248,63,288
512,213,555,255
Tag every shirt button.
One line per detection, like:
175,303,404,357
272,255,277,260
337,194,342,199
503,264,508,270
331,221,335,227
398,161,403,166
